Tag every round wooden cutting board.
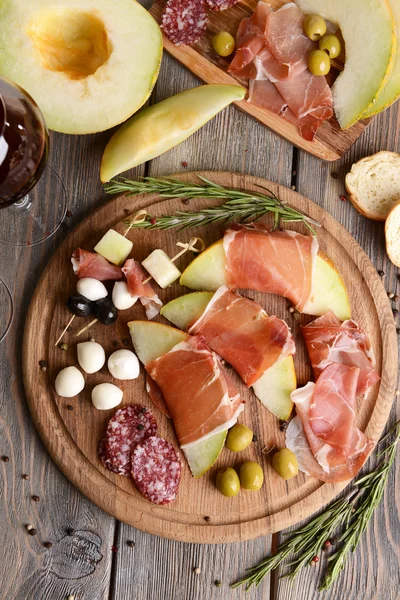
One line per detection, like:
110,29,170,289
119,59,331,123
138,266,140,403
23,172,398,544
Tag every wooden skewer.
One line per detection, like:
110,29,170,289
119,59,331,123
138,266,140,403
76,318,98,337
123,209,148,238
55,315,75,347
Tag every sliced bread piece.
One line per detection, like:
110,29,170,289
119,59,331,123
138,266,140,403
345,151,400,221
385,201,400,267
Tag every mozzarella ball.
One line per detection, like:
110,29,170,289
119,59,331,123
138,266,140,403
108,349,140,380
91,383,123,410
77,341,106,374
112,281,137,310
55,366,85,398
77,278,108,302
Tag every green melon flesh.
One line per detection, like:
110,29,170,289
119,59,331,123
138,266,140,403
101,84,246,182
128,320,227,477
0,0,163,134
296,0,395,128
179,239,350,320
162,292,297,420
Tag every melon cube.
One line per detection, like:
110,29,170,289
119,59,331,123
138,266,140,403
94,229,133,266
142,250,181,288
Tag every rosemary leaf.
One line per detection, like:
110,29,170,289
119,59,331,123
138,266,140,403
103,175,319,233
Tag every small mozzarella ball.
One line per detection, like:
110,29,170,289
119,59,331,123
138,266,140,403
92,383,123,410
77,341,106,374
55,366,85,398
112,281,137,310
77,278,108,302
108,349,140,380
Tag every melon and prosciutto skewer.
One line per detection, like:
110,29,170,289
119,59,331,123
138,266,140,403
71,249,123,281
301,311,380,396
161,286,297,420
122,259,162,320
129,321,244,477
286,363,375,483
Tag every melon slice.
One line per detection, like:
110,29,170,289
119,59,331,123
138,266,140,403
363,0,400,117
0,0,163,134
162,292,296,420
179,239,350,320
100,84,246,182
128,320,227,477
296,0,396,128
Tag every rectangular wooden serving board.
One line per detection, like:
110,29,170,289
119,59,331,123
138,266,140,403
150,0,370,161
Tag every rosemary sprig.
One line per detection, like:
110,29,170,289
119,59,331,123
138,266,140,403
232,419,400,592
103,176,319,233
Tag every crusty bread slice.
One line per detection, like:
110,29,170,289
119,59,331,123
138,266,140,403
385,201,400,267
345,151,400,221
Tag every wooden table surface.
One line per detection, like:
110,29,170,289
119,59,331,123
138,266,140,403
1,2,399,598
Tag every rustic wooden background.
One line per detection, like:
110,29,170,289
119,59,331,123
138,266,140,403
1,1,399,598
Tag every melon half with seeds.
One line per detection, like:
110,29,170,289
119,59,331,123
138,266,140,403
0,0,163,134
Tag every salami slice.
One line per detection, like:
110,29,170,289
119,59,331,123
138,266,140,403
98,438,120,474
205,0,240,10
161,0,208,46
105,405,158,476
131,436,181,505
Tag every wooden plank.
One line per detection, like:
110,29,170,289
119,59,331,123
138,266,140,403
149,0,369,162
0,131,116,599
111,50,293,598
273,99,400,600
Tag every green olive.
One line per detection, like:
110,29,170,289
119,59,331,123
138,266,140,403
226,424,254,452
239,461,264,491
319,34,341,59
272,449,299,480
308,49,331,76
216,467,240,497
212,31,236,57
303,14,327,41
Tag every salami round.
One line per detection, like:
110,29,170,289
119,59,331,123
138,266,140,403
98,438,120,474
131,436,181,505
105,405,158,476
205,0,240,10
161,0,208,46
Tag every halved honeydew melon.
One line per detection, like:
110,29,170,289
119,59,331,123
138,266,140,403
162,292,296,420
362,0,400,117
100,84,246,182
296,0,396,128
128,320,227,477
0,0,163,134
179,240,350,320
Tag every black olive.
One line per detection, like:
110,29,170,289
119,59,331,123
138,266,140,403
66,294,92,317
93,297,118,325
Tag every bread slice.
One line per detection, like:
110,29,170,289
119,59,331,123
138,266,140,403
385,201,400,267
345,151,400,221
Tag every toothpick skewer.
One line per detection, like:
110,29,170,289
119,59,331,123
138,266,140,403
123,210,147,237
76,318,99,337
55,315,75,347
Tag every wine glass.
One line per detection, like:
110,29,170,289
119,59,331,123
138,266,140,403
0,76,67,341
0,76,67,246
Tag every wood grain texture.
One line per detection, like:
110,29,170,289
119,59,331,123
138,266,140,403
22,167,397,545
150,0,370,161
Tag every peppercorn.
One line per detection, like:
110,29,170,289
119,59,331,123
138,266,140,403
331,172,339,179
393,309,399,316
139,407,148,414
113,340,119,348
339,195,347,201
43,542,53,549
323,540,332,550
67,405,74,411
311,556,319,564
1,455,9,463
137,424,144,431
182,199,190,205
279,421,289,432
388,292,395,299
32,495,40,502
204,516,211,522
378,270,385,277
181,161,188,167
123,338,130,347
124,208,131,216
252,434,258,442
22,474,30,480
66,527,74,536
39,360,48,368
150,217,157,225
59,343,68,351
26,525,37,536
193,566,201,574
214,580,222,587
127,540,135,548
66,210,72,218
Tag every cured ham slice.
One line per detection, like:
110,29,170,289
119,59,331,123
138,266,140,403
228,1,272,77
122,259,162,320
223,225,318,311
146,335,244,447
275,69,333,121
301,311,380,396
288,364,374,483
264,2,315,80
146,374,171,418
189,286,295,386
71,249,122,281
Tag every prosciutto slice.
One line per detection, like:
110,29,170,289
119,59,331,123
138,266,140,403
189,286,295,386
122,259,162,320
301,311,380,396
287,364,374,483
71,249,122,281
228,1,272,77
223,225,318,312
146,335,244,447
